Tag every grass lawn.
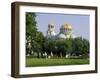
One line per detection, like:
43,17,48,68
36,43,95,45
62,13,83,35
26,57,89,67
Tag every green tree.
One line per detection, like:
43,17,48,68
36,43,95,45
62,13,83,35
64,38,73,55
26,12,37,55
26,12,45,57
26,12,37,38
82,38,89,58
72,37,89,57
57,40,66,57
33,32,44,54
72,37,83,56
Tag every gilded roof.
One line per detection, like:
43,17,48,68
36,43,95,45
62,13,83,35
62,24,72,29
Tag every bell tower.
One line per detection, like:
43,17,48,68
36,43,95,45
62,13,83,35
47,24,56,38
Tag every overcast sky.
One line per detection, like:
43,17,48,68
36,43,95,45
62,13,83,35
35,13,90,40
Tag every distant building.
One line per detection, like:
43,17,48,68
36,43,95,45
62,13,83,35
47,24,56,39
46,23,76,39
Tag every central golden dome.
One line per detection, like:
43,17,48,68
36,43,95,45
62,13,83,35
62,24,72,29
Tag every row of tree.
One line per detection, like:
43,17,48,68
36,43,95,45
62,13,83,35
26,12,89,58
40,37,89,58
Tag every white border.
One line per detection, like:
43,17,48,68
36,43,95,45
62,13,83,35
19,6,95,74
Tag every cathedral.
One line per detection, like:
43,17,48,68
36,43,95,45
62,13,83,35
46,23,74,39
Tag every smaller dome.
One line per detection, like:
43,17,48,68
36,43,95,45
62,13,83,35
72,35,76,38
51,31,56,36
58,33,66,39
61,24,72,29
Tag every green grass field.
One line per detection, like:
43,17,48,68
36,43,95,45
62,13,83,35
26,57,89,67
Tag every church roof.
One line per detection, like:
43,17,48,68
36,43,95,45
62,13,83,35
58,33,66,39
61,24,72,29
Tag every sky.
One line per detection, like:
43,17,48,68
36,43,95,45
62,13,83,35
35,13,90,40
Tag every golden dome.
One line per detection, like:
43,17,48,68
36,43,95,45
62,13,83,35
62,24,72,29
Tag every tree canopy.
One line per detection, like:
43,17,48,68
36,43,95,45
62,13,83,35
26,12,44,56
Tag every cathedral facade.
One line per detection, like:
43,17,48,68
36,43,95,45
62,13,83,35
46,23,74,39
